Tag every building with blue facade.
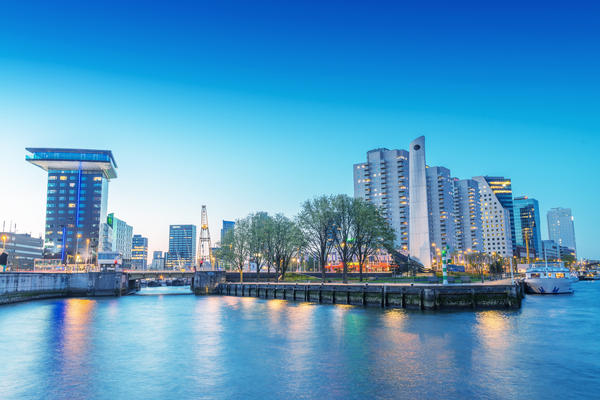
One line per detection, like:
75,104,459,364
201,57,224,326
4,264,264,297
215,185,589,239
513,196,543,258
220,220,235,244
166,225,196,269
26,148,117,263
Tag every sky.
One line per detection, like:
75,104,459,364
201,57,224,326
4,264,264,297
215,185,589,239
0,0,599,259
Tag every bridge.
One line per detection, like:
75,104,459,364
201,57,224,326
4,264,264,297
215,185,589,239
123,270,197,280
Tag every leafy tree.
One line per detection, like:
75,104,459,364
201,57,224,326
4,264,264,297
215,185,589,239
221,218,250,282
352,198,395,282
248,212,271,281
297,196,334,282
488,257,504,276
466,252,490,283
330,194,356,284
562,254,576,268
270,214,304,281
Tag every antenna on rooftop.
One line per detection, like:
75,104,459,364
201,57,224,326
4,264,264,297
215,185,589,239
198,205,212,270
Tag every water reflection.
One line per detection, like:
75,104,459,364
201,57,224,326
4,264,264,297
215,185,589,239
1,284,599,399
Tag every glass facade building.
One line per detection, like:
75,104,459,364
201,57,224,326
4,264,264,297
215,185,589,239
166,225,197,270
26,148,117,263
131,234,148,270
513,196,542,258
220,220,235,244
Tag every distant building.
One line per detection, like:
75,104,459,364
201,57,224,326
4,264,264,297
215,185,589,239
453,178,484,253
473,176,515,258
426,166,457,257
0,232,43,270
513,196,542,259
108,213,133,268
547,207,576,256
99,222,113,252
131,234,148,270
166,225,197,269
26,148,117,263
150,250,165,270
220,220,235,243
542,240,560,261
354,147,410,251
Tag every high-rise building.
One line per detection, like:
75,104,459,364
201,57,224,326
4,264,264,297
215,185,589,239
0,232,43,270
26,148,117,263
108,213,133,267
131,234,148,270
453,179,484,253
547,207,576,256
354,148,410,251
409,136,431,266
166,225,197,269
426,166,457,256
220,220,236,244
513,196,542,258
150,250,165,270
473,176,514,258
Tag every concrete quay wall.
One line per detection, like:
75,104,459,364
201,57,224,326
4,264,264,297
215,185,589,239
0,272,127,305
218,282,524,310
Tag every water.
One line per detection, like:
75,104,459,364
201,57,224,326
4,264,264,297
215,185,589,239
1,282,599,400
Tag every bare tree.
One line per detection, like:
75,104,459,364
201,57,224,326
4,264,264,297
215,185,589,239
297,196,334,282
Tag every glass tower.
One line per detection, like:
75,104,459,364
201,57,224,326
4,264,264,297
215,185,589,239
166,225,197,269
26,148,117,263
513,196,542,258
131,234,148,270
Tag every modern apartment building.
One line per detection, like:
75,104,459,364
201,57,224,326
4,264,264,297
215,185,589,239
513,196,542,258
426,166,457,256
108,213,133,267
547,207,576,256
131,234,148,270
542,240,560,261
26,148,117,263
453,179,484,253
165,225,197,269
473,176,514,257
353,147,410,251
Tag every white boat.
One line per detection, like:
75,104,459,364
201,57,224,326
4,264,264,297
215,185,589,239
525,265,573,294
569,271,580,282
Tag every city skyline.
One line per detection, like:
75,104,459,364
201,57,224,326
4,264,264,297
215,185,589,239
1,1,598,258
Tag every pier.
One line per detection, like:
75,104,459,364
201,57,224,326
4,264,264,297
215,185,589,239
216,281,525,310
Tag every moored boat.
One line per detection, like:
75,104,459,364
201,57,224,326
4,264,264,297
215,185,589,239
525,265,573,294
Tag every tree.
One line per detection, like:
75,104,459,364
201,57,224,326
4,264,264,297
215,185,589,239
466,252,490,283
562,254,576,268
297,196,334,282
270,214,304,281
330,194,356,284
248,212,270,281
352,198,395,282
488,254,505,277
221,218,250,282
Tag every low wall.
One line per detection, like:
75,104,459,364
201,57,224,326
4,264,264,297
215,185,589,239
0,272,127,305
192,271,227,295
218,282,524,310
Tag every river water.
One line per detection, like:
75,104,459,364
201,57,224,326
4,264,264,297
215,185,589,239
1,283,599,400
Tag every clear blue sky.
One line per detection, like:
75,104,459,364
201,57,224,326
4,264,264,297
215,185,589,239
1,0,598,258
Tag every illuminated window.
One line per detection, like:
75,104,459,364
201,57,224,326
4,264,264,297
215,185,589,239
68,203,76,208
60,176,67,180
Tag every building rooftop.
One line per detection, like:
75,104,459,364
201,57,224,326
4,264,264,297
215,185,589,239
25,148,117,179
